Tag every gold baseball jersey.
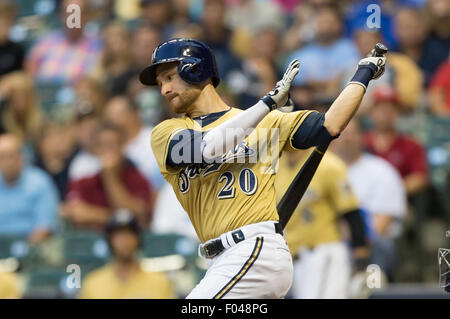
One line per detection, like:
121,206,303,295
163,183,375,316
275,150,359,253
151,107,315,243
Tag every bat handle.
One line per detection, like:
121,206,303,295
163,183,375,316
372,43,388,57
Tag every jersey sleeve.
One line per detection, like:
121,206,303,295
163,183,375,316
150,119,188,175
260,109,315,153
260,109,335,153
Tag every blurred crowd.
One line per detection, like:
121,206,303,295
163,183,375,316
0,0,449,298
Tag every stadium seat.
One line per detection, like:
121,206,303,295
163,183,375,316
0,236,30,260
23,266,77,299
61,231,110,272
141,232,198,258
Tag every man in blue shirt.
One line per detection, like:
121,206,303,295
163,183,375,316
287,5,360,92
0,134,59,243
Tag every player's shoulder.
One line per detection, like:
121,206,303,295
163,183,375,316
152,117,190,136
261,109,312,125
151,117,192,149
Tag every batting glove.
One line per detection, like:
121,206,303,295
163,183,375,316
349,54,386,90
261,59,300,111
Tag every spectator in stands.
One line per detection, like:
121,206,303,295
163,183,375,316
238,27,281,109
350,29,423,112
151,182,197,240
73,77,108,115
0,1,24,77
394,6,449,85
333,118,407,280
67,106,101,181
92,21,133,96
62,123,153,229
0,71,43,162
0,270,21,298
200,0,246,97
428,57,450,117
170,0,193,30
35,120,78,199
225,0,285,35
103,95,164,190
287,5,360,97
25,0,102,85
281,1,316,53
424,0,450,67
140,0,172,40
0,134,59,244
106,25,161,97
364,87,429,197
79,210,175,299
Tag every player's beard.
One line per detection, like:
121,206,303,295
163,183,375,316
169,88,201,114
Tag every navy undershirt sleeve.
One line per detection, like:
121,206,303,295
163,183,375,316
291,112,337,149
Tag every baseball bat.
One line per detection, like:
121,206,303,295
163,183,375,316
277,43,388,230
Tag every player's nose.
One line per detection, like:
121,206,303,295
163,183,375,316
161,83,172,97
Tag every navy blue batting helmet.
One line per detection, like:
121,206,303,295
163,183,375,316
139,38,220,87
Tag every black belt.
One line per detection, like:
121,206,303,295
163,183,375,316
200,222,284,259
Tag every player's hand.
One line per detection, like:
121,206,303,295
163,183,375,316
359,51,386,80
261,59,300,110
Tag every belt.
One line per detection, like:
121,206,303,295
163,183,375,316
199,222,284,259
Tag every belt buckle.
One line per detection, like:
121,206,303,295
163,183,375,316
200,243,218,259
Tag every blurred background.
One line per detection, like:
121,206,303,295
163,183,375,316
0,0,449,299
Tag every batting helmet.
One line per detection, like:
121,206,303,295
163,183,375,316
139,38,220,87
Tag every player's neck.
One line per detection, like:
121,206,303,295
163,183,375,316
187,84,230,118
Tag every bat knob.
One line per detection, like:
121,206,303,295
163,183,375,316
372,43,388,57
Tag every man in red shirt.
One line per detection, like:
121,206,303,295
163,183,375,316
364,87,428,196
61,123,153,230
429,60,450,117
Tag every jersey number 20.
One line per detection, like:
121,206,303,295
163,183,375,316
218,168,258,199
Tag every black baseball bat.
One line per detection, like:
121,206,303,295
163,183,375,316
277,43,388,230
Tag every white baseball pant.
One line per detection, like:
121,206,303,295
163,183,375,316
187,221,293,299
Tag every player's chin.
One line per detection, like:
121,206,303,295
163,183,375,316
170,99,188,114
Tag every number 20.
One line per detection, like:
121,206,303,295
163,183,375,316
217,169,258,199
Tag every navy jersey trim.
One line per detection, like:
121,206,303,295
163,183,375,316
193,107,232,127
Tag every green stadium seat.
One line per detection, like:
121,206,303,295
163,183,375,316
0,236,31,260
61,231,110,271
141,233,198,258
23,266,77,299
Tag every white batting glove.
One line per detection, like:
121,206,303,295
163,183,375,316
350,55,386,90
261,59,300,111
361,49,386,79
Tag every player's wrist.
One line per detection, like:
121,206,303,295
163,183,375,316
261,95,277,111
348,63,377,91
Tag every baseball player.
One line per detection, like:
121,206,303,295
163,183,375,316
275,149,369,298
139,38,386,298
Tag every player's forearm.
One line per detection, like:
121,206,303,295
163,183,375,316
323,83,365,136
201,100,269,160
324,49,386,136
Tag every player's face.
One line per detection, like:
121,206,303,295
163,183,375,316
155,62,202,114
